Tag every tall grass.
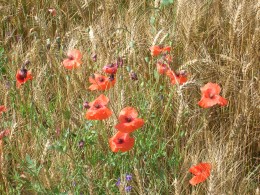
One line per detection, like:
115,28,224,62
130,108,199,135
0,0,259,194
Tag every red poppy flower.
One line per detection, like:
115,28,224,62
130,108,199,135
150,45,171,56
166,70,187,85
198,83,228,108
157,62,169,74
89,74,116,91
0,129,10,140
85,94,112,120
16,68,33,88
189,162,211,185
62,49,82,70
115,107,144,133
0,105,7,114
109,131,135,152
102,63,118,74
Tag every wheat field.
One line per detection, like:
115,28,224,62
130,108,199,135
0,0,259,194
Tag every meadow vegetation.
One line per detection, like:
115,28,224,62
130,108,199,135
0,0,259,194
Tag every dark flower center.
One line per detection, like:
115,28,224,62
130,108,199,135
68,55,74,60
125,117,133,123
117,138,124,144
94,104,102,109
99,77,105,82
18,68,28,80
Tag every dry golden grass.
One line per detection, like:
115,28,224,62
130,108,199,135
0,0,259,194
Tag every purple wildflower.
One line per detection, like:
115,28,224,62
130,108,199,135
125,174,132,181
116,178,121,187
125,186,132,193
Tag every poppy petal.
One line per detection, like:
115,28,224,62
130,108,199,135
85,107,112,120
115,123,135,133
150,46,162,56
94,94,110,106
215,95,228,106
189,174,208,186
162,46,171,52
198,97,218,108
109,132,135,152
67,49,82,60
118,107,138,122
200,83,221,95
0,105,7,113
88,84,99,91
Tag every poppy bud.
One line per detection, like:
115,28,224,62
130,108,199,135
92,54,97,62
83,102,90,109
130,71,138,80
17,68,28,80
109,74,115,81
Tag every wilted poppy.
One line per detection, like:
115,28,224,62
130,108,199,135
102,63,118,74
189,162,211,185
48,8,57,16
115,107,144,133
157,62,169,74
166,70,187,85
0,105,7,114
62,49,82,70
198,83,228,108
150,45,171,57
16,68,33,88
0,129,10,140
85,94,112,120
89,74,116,91
109,131,135,152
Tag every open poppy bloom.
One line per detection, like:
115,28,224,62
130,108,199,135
0,105,7,114
102,63,118,74
115,107,144,133
85,94,112,120
157,62,169,74
0,129,10,140
189,162,211,185
109,131,135,152
16,68,33,88
89,74,116,91
166,70,187,85
150,45,171,57
198,83,228,108
62,49,82,70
